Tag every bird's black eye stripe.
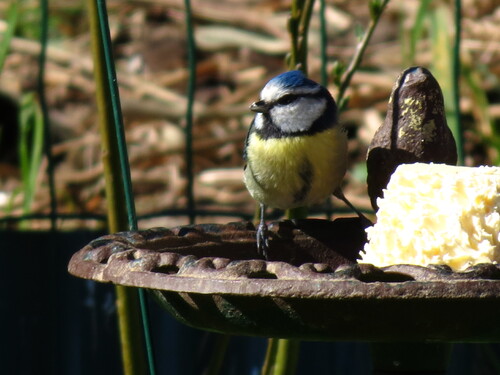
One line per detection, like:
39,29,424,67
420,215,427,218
273,91,326,107
275,94,297,106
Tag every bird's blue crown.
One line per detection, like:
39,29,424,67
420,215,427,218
267,70,319,90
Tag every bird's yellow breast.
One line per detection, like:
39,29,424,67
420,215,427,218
244,126,347,209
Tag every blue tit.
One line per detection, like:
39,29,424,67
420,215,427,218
243,70,357,258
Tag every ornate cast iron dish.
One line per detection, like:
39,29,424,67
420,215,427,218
68,219,500,342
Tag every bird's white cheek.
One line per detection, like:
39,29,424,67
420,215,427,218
253,114,265,130
270,98,326,133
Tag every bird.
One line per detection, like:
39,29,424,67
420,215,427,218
243,70,363,258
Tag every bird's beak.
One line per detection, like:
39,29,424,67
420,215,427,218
250,100,270,113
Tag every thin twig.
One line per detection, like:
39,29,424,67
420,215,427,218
337,0,390,110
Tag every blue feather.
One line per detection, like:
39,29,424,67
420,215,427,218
267,70,318,90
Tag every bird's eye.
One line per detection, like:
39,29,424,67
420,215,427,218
276,95,296,106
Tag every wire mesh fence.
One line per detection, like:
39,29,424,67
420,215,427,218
2,0,500,374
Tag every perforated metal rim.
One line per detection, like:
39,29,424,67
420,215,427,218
68,220,500,299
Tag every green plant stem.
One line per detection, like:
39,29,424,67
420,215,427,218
87,0,151,374
184,0,196,224
0,2,19,74
261,338,279,375
203,334,231,375
452,0,464,165
18,92,44,220
319,0,328,86
431,5,462,169
288,0,301,70
337,0,390,111
288,0,315,73
297,0,315,74
114,287,148,374
38,0,58,230
37,3,59,373
405,0,431,65
96,0,156,371
261,339,300,375
87,1,128,228
275,339,300,375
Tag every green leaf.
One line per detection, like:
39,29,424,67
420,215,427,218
0,2,20,74
430,7,458,151
18,92,44,215
354,23,364,41
404,0,431,64
331,60,346,88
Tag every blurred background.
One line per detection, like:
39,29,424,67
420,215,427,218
1,0,499,229
0,0,499,374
